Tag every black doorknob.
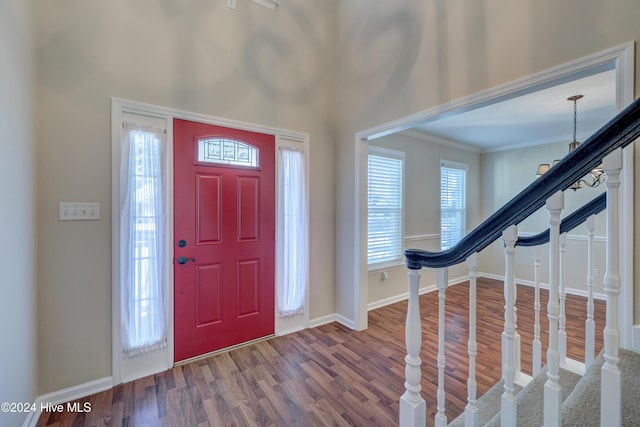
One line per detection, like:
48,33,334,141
177,256,196,265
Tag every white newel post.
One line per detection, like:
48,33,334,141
601,148,622,427
465,253,479,427
532,245,542,376
585,215,596,368
501,225,518,427
435,268,448,427
558,232,568,365
400,269,426,427
544,190,564,427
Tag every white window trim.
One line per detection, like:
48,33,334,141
440,159,469,172
367,145,405,271
111,97,310,384
111,102,173,385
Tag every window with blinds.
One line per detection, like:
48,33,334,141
440,160,468,250
367,146,404,267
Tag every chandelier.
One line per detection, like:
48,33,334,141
536,94,604,190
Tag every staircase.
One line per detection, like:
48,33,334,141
448,349,640,426
400,97,640,427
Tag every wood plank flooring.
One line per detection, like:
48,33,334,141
36,278,605,427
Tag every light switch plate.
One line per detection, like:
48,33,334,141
59,202,100,221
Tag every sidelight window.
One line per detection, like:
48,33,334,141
119,121,167,356
276,146,308,316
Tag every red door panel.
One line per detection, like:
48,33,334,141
173,118,275,362
237,259,260,316
237,176,260,241
196,173,222,244
195,263,222,326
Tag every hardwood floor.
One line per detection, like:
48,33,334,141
36,278,605,427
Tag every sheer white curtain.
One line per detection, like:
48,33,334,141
120,123,167,356
277,147,308,316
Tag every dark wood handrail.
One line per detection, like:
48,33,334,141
515,192,606,247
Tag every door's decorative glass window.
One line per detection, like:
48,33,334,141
198,138,258,167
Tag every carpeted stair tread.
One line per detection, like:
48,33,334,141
484,366,581,427
562,348,640,427
449,380,523,427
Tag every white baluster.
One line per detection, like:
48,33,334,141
435,268,448,427
465,253,479,427
544,190,564,427
601,148,622,427
532,245,542,376
513,267,521,384
585,215,596,368
501,225,517,427
558,232,568,365
400,269,426,427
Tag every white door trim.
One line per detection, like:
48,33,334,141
111,98,309,384
353,42,635,342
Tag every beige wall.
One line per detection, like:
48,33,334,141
336,0,640,326
0,0,37,425
367,133,481,303
35,0,338,394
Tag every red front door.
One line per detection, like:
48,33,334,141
173,119,275,362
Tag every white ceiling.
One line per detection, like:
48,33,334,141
409,69,618,152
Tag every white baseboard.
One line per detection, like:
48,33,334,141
121,365,170,385
22,377,112,427
309,313,338,328
479,272,606,300
308,313,356,330
276,324,306,337
335,314,355,330
366,285,435,311
367,275,468,312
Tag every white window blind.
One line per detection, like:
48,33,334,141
368,147,404,267
440,160,468,250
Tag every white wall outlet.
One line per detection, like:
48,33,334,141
227,0,236,9
593,268,599,280
59,202,100,221
381,271,389,282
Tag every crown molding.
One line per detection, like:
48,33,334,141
399,129,482,153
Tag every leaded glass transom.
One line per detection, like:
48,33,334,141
197,138,258,167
